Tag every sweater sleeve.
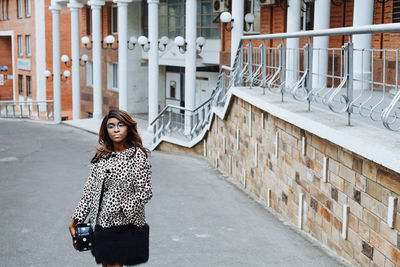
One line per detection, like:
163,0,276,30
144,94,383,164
120,149,153,219
72,164,97,223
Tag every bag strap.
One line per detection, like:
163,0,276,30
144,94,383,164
93,177,106,225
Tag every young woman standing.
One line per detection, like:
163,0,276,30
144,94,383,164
69,110,152,267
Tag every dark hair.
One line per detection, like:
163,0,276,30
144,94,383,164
91,109,148,163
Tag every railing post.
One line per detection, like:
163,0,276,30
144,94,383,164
261,43,266,82
279,40,286,101
37,104,40,119
12,105,15,117
306,41,313,111
235,45,244,86
248,42,253,86
153,122,157,143
346,41,354,125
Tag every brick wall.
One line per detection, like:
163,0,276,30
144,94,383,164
0,36,13,100
189,96,400,266
0,0,37,101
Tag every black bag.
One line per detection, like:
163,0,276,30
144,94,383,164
73,178,105,252
73,223,94,251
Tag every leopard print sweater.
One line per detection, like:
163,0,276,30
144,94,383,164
72,146,152,229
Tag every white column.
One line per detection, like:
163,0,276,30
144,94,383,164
184,0,197,134
35,0,46,102
231,0,244,67
115,0,131,111
148,0,159,127
353,0,374,90
90,0,105,119
68,1,83,120
312,0,330,89
50,2,63,123
286,0,301,87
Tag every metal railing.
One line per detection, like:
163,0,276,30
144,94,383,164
236,23,400,131
151,23,400,145
0,100,54,120
150,66,234,144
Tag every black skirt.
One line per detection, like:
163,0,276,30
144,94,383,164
91,224,149,266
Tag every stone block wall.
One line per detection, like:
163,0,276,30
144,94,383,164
202,96,400,266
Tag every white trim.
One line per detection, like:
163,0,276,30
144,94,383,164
35,0,46,101
388,197,397,229
298,193,304,229
342,204,350,239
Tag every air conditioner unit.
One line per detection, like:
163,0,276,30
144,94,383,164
213,0,226,13
258,0,276,6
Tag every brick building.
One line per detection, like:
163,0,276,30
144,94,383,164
0,0,222,121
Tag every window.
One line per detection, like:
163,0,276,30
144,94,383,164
17,35,23,56
4,0,8,20
86,61,93,87
26,76,31,97
25,35,31,56
112,63,118,89
197,0,220,38
394,0,400,23
18,75,23,95
86,7,92,35
25,0,30,17
142,0,220,39
111,6,118,34
0,1,2,20
17,0,23,18
107,62,118,91
300,2,314,31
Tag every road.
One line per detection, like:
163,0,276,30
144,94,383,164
0,120,346,266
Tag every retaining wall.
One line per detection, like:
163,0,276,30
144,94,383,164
157,94,400,267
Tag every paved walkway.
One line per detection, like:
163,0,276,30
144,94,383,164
0,120,347,266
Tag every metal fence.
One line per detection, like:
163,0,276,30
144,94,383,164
151,23,400,145
235,23,400,131
0,100,54,120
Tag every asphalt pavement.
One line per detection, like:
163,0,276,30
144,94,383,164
0,120,347,267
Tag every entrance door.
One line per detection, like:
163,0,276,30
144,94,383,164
165,72,181,107
195,77,209,107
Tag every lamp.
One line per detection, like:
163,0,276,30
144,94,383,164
80,54,89,66
244,13,255,32
138,36,150,52
220,12,233,32
174,36,186,54
174,36,206,54
103,35,118,50
44,70,53,81
81,36,92,50
159,36,169,52
62,70,71,80
128,36,137,50
61,54,72,67
44,70,71,81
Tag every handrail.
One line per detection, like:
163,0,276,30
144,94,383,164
241,23,400,41
0,100,55,103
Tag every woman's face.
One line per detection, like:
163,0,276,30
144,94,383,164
106,117,128,144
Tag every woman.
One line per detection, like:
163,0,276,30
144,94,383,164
69,109,152,267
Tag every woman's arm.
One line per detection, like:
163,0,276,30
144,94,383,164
120,149,153,219
71,165,97,223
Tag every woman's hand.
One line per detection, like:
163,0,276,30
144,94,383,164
69,218,78,250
